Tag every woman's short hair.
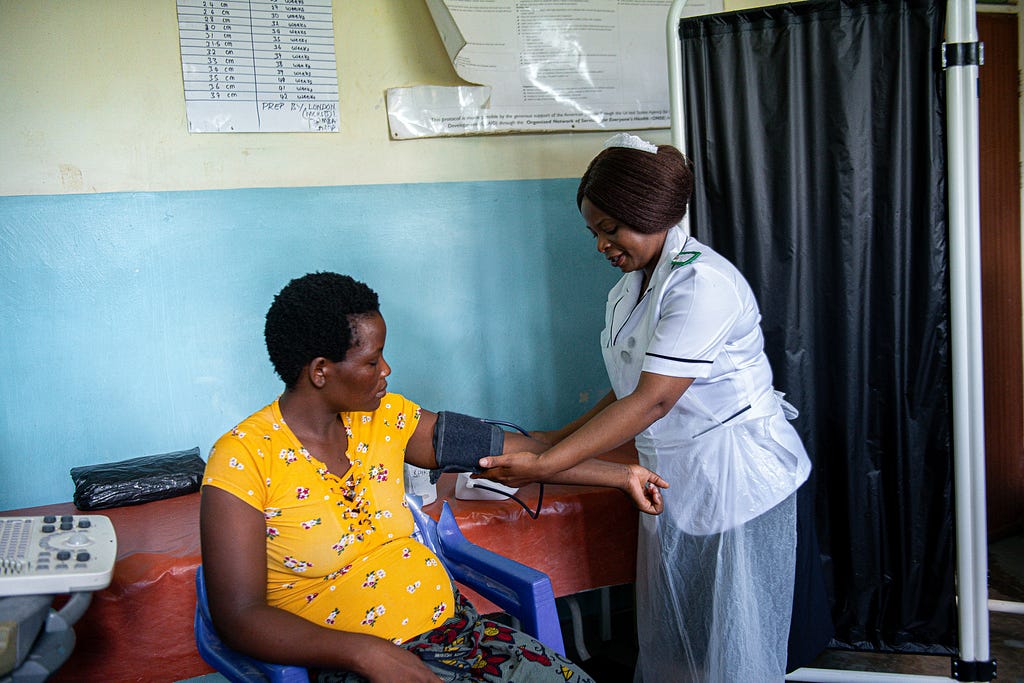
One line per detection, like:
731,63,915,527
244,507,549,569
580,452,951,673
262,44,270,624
264,272,380,387
576,144,694,234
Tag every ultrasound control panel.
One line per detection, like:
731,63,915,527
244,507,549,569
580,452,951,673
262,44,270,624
0,515,117,597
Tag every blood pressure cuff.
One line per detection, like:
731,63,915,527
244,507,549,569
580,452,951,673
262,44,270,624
430,411,505,484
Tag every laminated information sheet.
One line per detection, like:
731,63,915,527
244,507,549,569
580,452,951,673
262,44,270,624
176,0,339,133
386,0,721,139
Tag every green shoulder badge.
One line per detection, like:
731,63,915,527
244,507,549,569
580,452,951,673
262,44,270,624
671,250,701,269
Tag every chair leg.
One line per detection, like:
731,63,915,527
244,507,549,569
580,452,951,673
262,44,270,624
600,586,612,641
563,596,591,661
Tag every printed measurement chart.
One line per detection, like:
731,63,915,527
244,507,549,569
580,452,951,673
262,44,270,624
176,0,339,132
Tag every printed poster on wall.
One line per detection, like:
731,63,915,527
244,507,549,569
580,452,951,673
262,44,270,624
386,0,722,139
176,0,339,133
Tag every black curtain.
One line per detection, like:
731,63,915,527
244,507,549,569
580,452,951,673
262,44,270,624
679,0,955,653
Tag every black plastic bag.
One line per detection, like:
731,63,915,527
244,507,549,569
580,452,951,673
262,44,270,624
70,447,205,510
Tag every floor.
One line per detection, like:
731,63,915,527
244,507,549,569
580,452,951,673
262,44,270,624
561,532,1024,683
798,531,1024,683
179,533,1024,683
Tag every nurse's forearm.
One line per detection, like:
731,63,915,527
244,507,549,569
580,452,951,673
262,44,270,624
539,397,659,472
542,390,616,444
539,374,693,475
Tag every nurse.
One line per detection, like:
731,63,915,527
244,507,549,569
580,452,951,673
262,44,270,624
479,133,813,682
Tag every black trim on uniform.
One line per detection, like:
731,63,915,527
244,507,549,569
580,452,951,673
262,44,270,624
645,352,713,364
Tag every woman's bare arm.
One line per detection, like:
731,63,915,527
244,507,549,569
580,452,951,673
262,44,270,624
200,487,439,682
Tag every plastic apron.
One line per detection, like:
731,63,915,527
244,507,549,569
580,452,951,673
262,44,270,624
600,237,810,682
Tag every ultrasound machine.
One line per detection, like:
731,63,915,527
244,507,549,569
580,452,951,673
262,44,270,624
0,514,116,682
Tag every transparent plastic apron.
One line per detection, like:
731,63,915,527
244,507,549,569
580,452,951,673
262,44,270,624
602,318,807,682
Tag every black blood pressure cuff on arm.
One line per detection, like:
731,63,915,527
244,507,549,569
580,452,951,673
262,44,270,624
430,411,505,484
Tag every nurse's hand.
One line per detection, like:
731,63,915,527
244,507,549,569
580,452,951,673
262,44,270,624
622,464,668,515
477,451,551,488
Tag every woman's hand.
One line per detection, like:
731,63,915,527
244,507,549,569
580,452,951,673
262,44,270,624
621,464,668,515
477,451,552,488
360,639,441,683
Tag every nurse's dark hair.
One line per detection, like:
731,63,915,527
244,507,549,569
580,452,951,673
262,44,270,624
577,144,695,234
265,272,380,388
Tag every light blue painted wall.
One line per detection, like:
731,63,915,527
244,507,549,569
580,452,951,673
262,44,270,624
0,179,619,510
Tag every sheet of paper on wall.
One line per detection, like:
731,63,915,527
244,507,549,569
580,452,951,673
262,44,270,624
176,0,339,133
386,0,722,139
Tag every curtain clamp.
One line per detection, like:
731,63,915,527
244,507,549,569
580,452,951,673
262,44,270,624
941,41,984,69
951,657,996,681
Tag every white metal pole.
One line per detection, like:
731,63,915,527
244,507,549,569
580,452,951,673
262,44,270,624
945,33,978,664
945,0,991,666
990,598,1024,615
667,0,691,236
667,0,688,153
787,671,954,683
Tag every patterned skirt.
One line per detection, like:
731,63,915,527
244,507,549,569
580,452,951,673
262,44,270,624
317,592,594,682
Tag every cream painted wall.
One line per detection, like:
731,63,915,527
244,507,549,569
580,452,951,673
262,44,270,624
0,0,691,197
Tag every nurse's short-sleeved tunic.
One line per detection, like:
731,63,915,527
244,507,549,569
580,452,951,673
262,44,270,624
603,225,810,534
203,393,456,645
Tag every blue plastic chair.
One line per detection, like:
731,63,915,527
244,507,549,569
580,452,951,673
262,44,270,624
195,497,565,682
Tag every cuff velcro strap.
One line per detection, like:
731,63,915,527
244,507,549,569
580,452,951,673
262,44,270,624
430,412,505,484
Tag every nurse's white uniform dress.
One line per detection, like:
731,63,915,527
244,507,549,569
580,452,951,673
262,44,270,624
601,224,811,683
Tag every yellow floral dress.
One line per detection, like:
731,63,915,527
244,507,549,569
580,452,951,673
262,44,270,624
203,393,456,644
